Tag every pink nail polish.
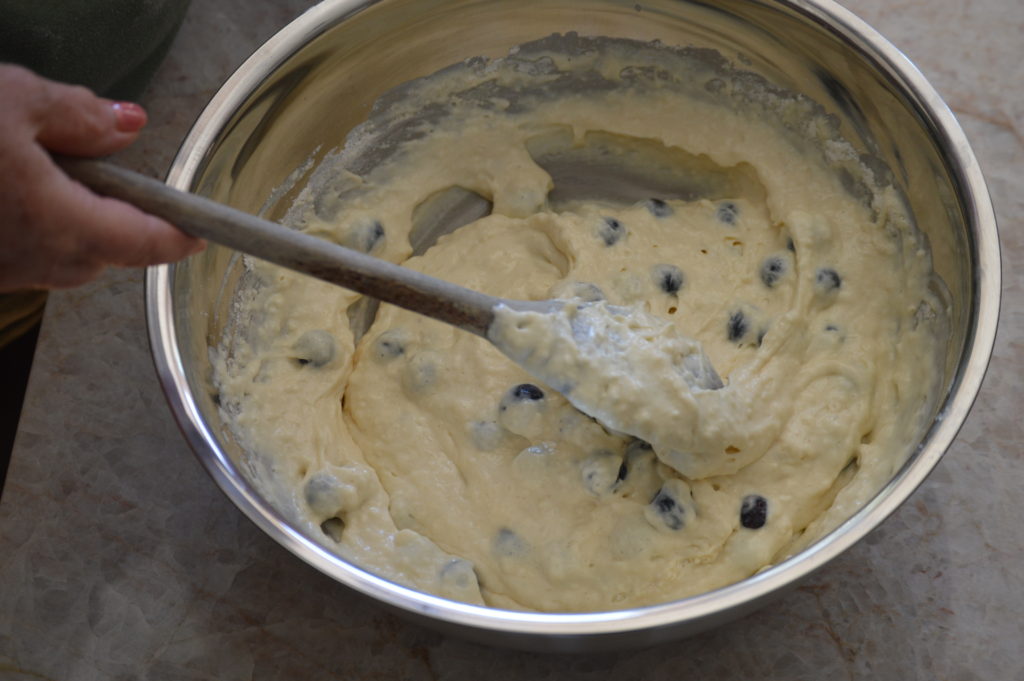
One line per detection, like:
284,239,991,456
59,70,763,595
112,101,147,132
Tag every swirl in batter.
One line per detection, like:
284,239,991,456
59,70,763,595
214,36,945,611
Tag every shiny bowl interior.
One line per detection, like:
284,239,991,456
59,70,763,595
146,0,999,651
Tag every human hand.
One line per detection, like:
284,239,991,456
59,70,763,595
0,64,204,291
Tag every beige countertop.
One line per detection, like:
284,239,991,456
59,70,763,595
1,1,1021,678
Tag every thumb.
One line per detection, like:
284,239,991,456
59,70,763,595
31,76,148,157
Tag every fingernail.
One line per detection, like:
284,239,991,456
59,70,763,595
112,101,147,132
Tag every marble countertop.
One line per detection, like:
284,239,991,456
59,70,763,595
2,1,1021,679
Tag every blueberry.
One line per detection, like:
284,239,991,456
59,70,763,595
510,383,544,401
760,256,786,288
620,439,660,499
786,238,795,252
716,201,739,225
401,352,438,393
622,439,654,476
645,198,673,218
439,558,478,591
740,494,768,529
598,217,626,246
823,324,845,343
499,385,548,438
371,329,406,362
344,219,386,254
727,309,749,342
304,472,345,516
648,486,685,530
816,268,842,291
581,450,622,496
651,264,684,295
292,329,336,368
494,528,528,557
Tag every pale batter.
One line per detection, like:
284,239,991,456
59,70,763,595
214,36,946,612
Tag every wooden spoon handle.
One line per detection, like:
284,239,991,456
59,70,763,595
59,157,500,336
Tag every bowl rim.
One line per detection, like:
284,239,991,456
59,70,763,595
145,0,1001,637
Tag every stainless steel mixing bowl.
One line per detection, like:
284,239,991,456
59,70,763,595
146,0,1000,651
